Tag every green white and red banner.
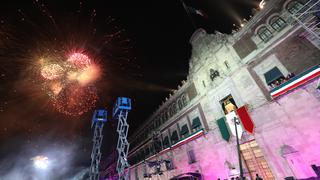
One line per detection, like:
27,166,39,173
217,105,255,141
270,65,320,98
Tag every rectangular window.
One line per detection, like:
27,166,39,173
264,66,285,89
180,124,190,138
186,83,197,100
162,136,170,148
145,147,150,157
220,94,238,115
271,18,286,31
171,130,179,144
149,145,155,155
258,27,273,42
202,80,206,88
165,159,174,170
224,60,230,69
187,149,196,164
192,117,202,131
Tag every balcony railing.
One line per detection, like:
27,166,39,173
128,129,205,167
270,65,320,98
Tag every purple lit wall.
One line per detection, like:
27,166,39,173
128,79,320,180
251,79,320,179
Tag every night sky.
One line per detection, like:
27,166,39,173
0,0,259,178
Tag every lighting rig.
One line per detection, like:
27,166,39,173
113,97,132,180
143,131,173,178
89,109,108,180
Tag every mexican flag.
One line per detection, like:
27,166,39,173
217,106,255,141
225,111,244,139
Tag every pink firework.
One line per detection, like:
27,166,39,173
67,53,92,69
52,84,98,116
41,64,64,80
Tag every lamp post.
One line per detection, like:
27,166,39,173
234,117,244,179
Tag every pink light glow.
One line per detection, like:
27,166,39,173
67,52,92,69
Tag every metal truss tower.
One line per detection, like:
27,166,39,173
113,97,132,180
290,0,320,40
89,109,108,180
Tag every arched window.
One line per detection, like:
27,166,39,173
155,118,160,128
162,112,167,123
168,106,173,117
159,113,163,123
270,16,286,31
165,110,169,120
287,1,304,14
177,99,183,110
257,26,273,42
181,94,187,106
171,103,177,115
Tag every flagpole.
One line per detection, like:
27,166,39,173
179,0,197,31
234,117,244,179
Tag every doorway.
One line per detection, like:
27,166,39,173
240,140,275,179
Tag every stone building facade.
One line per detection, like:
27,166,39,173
104,0,320,179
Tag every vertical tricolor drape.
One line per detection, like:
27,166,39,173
225,111,244,139
217,117,230,141
236,106,255,134
217,105,255,141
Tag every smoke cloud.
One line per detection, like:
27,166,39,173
0,136,91,180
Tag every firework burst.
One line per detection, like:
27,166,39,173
39,52,101,116
52,84,98,116
1,0,136,116
40,64,64,80
67,53,91,69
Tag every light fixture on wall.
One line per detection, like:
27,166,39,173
259,0,266,9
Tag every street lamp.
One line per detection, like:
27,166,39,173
234,117,244,179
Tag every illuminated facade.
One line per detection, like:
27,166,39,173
104,0,320,179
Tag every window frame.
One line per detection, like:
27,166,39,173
270,16,286,31
220,94,238,115
192,117,202,131
287,1,304,14
170,130,179,144
162,136,170,148
180,124,190,138
187,149,197,164
257,26,273,42
263,66,285,86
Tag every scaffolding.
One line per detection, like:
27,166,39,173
113,97,132,180
290,0,320,40
89,109,108,180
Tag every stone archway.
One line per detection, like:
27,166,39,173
280,144,315,178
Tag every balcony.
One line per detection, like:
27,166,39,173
270,65,320,98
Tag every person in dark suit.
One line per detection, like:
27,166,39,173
256,174,263,180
